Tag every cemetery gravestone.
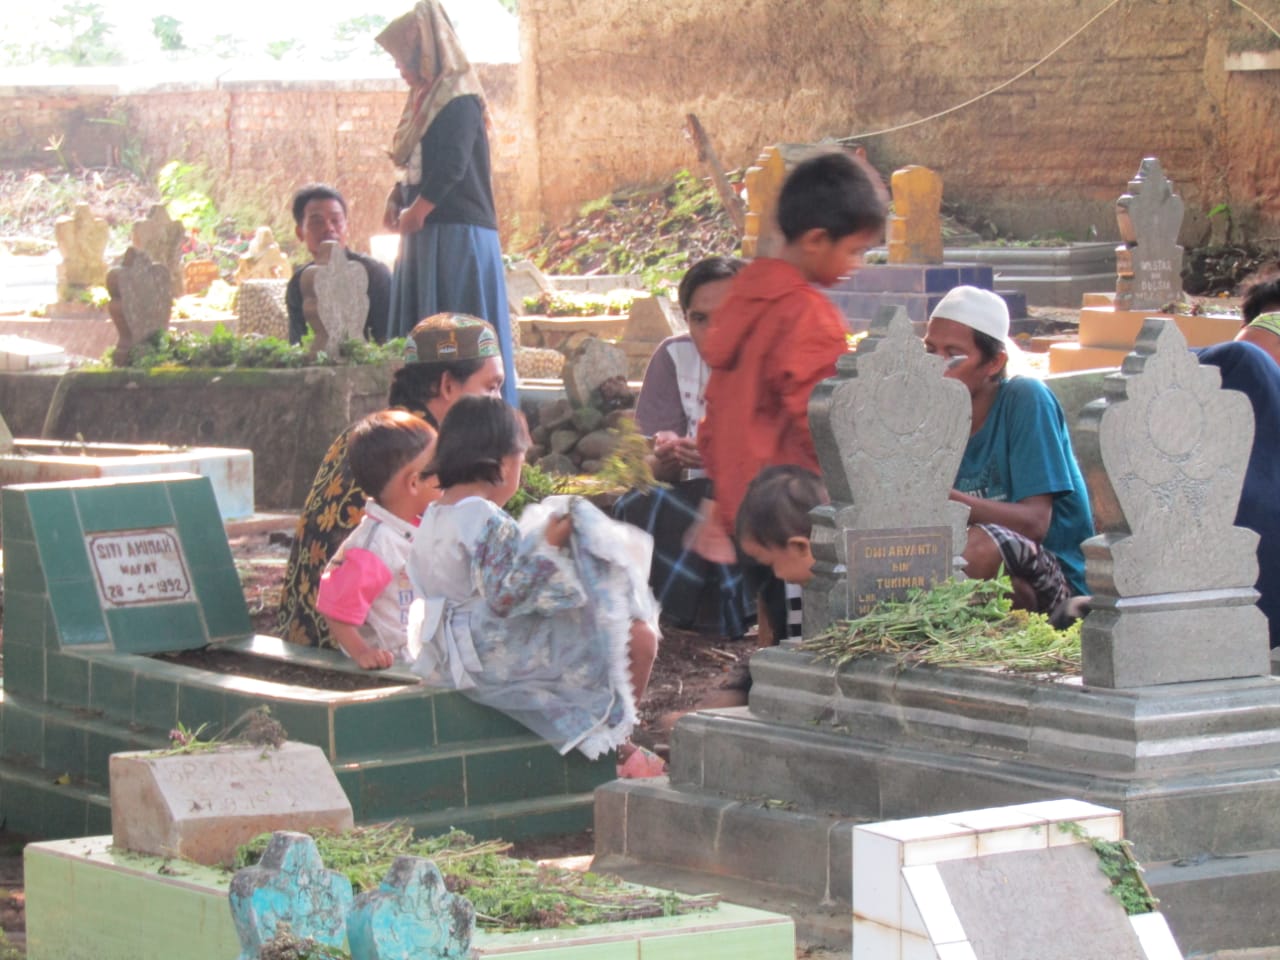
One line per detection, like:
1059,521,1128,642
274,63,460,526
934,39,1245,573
106,247,173,365
183,258,221,295
1076,318,1270,687
562,338,628,408
887,165,944,265
235,226,291,284
131,204,185,298
110,741,354,866
230,832,354,960
300,241,371,353
806,306,971,635
1114,157,1185,311
53,203,108,301
236,278,290,338
347,857,475,960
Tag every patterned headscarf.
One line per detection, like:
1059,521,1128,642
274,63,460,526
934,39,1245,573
376,1,487,167
1248,312,1280,339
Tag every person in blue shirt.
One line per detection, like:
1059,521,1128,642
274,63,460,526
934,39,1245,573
924,286,1094,625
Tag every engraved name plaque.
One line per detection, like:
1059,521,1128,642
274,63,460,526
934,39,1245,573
87,527,192,607
846,526,952,616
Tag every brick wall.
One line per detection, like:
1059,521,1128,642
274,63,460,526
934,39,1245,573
0,64,520,254
518,0,1280,241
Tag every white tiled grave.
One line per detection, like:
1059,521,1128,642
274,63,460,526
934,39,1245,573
852,799,1182,960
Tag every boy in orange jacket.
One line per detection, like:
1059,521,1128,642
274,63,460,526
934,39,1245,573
698,150,886,641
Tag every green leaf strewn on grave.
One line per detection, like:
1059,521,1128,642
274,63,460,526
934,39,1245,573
800,576,1081,673
234,824,718,932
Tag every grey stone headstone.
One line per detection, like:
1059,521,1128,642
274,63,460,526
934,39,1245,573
1076,318,1270,687
562,337,628,408
505,258,553,315
106,247,173,365
624,295,686,344
1114,158,1184,311
805,306,972,636
301,242,370,355
131,204,185,299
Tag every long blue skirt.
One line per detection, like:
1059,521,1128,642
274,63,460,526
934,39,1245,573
389,222,518,407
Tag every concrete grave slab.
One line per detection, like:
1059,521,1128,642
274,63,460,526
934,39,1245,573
853,803,1182,960
888,165,943,265
110,742,354,866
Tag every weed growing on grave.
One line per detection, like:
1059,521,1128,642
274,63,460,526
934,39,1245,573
259,924,349,960
521,288,644,317
1057,822,1157,915
234,824,719,932
800,575,1081,673
161,706,287,756
505,463,574,520
100,327,408,370
594,416,662,494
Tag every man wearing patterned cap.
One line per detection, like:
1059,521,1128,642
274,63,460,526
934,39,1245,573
278,313,505,649
924,286,1094,626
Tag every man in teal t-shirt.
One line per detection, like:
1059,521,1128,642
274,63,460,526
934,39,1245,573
924,286,1094,624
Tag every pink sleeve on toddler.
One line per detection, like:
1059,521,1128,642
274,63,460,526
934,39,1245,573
316,548,393,626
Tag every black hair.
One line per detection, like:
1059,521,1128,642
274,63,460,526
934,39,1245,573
387,358,490,425
1241,264,1280,324
348,409,435,500
429,395,529,489
776,151,888,244
736,465,828,548
677,256,746,313
291,183,348,226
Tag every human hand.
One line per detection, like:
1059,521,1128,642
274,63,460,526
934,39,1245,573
545,513,573,549
398,196,433,235
684,498,737,564
382,187,402,231
353,646,395,670
652,431,683,470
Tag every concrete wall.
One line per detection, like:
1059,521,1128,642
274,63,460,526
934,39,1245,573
517,0,1280,242
39,365,394,509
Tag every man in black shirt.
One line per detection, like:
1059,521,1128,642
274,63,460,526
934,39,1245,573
285,184,392,344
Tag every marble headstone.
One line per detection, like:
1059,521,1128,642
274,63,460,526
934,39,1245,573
131,203,185,298
235,225,291,284
1076,318,1269,687
53,202,108,300
299,241,370,353
887,165,944,265
1114,158,1184,311
106,246,173,365
806,306,972,636
109,741,354,866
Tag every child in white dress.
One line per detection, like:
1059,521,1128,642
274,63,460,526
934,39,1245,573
407,395,659,759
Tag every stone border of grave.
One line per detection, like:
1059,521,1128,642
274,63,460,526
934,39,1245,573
22,834,796,960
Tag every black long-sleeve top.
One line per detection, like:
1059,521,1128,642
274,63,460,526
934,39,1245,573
413,94,498,230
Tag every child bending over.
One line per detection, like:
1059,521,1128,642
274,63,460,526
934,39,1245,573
737,465,829,588
316,410,439,669
408,395,659,760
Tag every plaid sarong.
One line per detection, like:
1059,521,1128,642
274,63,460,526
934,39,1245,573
613,478,753,638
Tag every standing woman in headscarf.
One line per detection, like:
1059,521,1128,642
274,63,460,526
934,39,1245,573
377,1,518,408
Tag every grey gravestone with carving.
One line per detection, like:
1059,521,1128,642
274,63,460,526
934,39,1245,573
1114,158,1184,311
299,241,370,355
54,203,109,301
1076,318,1269,687
106,247,173,365
131,204,185,298
806,306,972,637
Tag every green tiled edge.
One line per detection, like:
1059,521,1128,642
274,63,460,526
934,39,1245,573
72,480,176,533
24,837,793,960
105,603,206,654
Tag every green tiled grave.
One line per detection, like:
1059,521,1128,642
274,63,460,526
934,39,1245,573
24,836,795,960
1,475,615,842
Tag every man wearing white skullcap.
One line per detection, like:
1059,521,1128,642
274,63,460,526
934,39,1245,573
924,286,1094,625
